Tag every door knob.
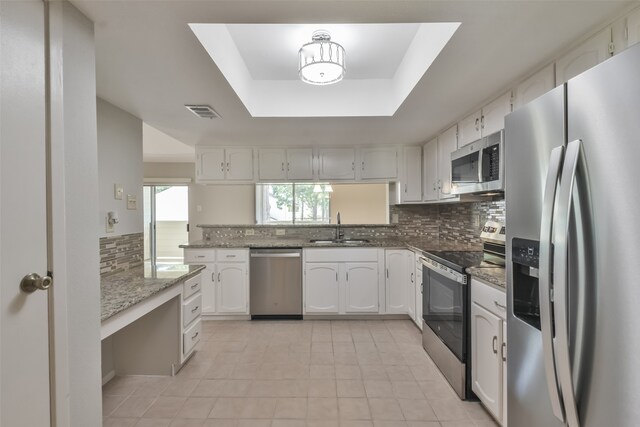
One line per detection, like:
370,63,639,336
20,273,52,293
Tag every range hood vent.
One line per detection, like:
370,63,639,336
185,104,220,119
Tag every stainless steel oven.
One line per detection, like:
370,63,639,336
450,130,504,195
421,255,472,399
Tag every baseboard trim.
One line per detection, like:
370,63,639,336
102,370,115,386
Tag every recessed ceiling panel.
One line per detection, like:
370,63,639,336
190,22,460,117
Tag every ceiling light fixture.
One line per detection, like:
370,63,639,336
298,30,346,86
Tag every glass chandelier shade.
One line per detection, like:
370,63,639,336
298,30,346,85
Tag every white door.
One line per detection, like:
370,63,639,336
258,149,287,181
305,263,340,313
407,254,416,321
513,64,555,110
317,148,355,180
216,263,248,313
343,263,379,313
359,146,398,180
627,8,640,48
225,148,254,181
401,146,422,202
385,250,407,313
502,320,507,426
196,147,225,181
438,125,458,199
555,27,612,84
415,260,423,330
481,92,512,136
471,302,502,421
458,110,481,147
201,264,216,314
286,148,314,180
422,138,439,202
1,2,51,425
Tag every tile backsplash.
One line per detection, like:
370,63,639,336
99,232,144,276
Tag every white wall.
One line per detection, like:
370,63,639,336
97,98,143,237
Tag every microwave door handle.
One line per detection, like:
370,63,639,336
538,145,566,424
552,139,583,427
477,148,483,183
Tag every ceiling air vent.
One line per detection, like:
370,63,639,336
185,104,220,119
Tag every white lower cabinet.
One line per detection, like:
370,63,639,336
407,253,416,321
184,249,249,316
304,249,381,314
471,278,507,425
385,249,409,313
414,253,423,330
305,263,341,313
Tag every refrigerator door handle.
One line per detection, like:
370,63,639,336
553,139,583,427
539,145,566,423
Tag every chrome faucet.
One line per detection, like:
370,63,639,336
336,212,344,241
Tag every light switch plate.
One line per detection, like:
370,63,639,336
114,184,123,200
105,217,114,233
127,194,137,210
276,229,286,236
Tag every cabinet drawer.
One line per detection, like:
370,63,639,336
216,249,248,262
184,249,216,263
471,278,506,319
305,248,378,263
183,274,201,300
183,319,202,357
183,294,202,327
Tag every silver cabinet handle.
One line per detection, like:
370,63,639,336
494,301,506,310
410,272,414,283
226,255,236,258
20,273,52,293
346,272,349,281
480,115,485,129
501,342,507,362
226,162,230,172
539,145,566,423
352,161,355,171
361,161,364,171
386,268,389,279
192,332,199,340
475,117,479,131
287,162,290,171
492,336,498,354
211,272,215,282
335,272,338,282
191,283,199,289
404,184,407,193
191,306,199,313
552,139,583,427
220,161,224,172
281,162,284,171
218,272,221,282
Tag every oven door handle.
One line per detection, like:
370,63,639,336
420,258,465,284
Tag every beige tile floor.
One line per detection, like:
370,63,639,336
103,320,498,427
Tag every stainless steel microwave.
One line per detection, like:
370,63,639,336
450,130,504,195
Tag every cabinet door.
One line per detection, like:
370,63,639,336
415,260,423,330
401,146,422,202
318,148,356,180
359,146,398,180
305,263,340,313
216,263,248,313
286,148,314,180
458,110,482,147
201,264,216,314
407,253,416,321
422,138,439,202
225,148,254,181
258,148,287,181
471,302,502,421
385,250,408,313
481,92,512,137
438,125,458,199
513,64,555,110
628,8,640,49
343,263,379,313
555,27,612,84
196,147,225,181
502,321,507,426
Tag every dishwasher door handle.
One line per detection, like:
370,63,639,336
250,253,301,258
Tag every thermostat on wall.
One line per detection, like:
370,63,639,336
127,194,137,210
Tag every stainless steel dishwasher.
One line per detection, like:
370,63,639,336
249,248,302,319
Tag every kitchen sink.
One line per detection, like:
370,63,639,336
309,239,370,245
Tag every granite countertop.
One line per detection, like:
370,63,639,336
467,266,506,289
196,224,395,229
101,263,206,321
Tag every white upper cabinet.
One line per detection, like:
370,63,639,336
556,27,612,85
627,8,640,48
258,148,313,181
400,146,422,203
422,138,439,202
458,111,482,147
344,263,379,313
514,64,555,110
481,92,512,137
358,146,398,180
258,149,287,181
437,125,458,199
225,148,254,181
305,263,340,313
196,147,225,181
318,148,356,180
286,148,314,180
196,147,254,182
385,249,408,313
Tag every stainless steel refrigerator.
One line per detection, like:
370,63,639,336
505,43,640,427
